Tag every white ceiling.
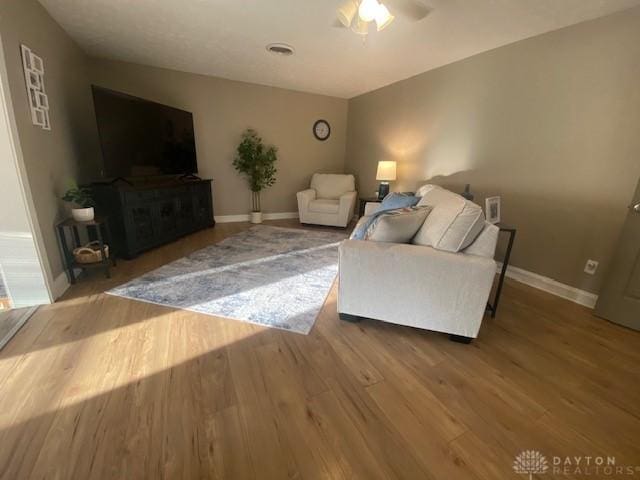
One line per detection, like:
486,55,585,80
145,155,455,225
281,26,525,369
39,0,640,98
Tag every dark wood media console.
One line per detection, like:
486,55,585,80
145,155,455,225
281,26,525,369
92,178,215,259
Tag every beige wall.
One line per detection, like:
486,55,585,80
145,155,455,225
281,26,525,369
0,0,102,284
346,7,640,294
87,59,348,217
0,0,347,286
3,0,638,297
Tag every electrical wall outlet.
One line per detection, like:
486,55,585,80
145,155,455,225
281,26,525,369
584,259,599,275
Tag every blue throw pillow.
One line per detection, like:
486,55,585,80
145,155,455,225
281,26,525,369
379,192,419,211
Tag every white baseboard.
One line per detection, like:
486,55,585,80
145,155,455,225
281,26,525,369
497,263,598,309
51,271,71,301
51,268,82,301
215,212,299,223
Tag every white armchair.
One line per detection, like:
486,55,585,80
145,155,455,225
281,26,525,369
297,174,357,227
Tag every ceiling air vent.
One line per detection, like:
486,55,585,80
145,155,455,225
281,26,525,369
266,43,295,56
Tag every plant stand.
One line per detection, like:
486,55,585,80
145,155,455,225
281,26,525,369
56,216,116,284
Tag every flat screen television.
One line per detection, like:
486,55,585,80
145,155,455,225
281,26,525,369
92,86,197,178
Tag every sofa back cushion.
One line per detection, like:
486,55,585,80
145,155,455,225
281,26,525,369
311,174,355,200
412,185,485,252
361,206,432,243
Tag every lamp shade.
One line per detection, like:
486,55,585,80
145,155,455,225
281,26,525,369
376,161,397,181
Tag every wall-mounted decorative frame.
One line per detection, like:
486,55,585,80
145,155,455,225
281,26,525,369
20,45,50,131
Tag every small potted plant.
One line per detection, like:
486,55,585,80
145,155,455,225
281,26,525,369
233,129,277,224
62,184,96,222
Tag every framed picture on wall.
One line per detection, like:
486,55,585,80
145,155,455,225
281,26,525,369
21,44,50,130
21,45,32,71
31,108,46,127
42,111,51,131
30,53,44,74
28,88,38,109
26,70,41,90
36,91,49,110
485,196,501,224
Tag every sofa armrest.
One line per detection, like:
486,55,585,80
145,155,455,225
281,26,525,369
338,240,497,337
296,189,316,221
364,202,381,216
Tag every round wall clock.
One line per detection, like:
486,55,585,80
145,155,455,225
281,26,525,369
313,119,331,141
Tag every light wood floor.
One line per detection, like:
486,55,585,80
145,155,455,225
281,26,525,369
0,220,639,479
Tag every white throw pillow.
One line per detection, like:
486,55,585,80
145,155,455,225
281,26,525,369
310,174,355,200
364,206,432,243
412,185,485,252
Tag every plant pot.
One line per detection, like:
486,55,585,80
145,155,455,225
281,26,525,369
250,211,263,224
72,207,95,222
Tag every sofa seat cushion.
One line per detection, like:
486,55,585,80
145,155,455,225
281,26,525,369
308,199,340,214
310,173,355,200
359,206,432,243
412,185,485,252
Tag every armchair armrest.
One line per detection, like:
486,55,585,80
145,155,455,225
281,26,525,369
338,191,357,227
297,188,316,202
339,190,357,205
296,189,316,222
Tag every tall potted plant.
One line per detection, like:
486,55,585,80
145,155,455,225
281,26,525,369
233,129,277,224
61,183,96,222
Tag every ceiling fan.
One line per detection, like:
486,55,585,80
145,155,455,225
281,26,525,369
335,0,431,36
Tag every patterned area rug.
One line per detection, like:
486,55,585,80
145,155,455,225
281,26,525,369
107,225,347,334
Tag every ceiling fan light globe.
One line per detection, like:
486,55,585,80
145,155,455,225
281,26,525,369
337,0,358,27
358,0,380,22
375,4,394,31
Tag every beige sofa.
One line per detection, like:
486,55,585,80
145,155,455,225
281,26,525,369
338,185,499,342
297,173,357,228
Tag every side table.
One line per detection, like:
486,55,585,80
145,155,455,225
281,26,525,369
56,216,116,284
486,224,516,318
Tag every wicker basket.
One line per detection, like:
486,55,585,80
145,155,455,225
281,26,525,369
73,241,109,264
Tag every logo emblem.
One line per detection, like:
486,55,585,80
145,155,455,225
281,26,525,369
513,450,548,479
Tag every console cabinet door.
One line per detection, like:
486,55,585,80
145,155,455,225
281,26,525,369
177,194,195,234
192,184,213,228
154,198,179,241
124,204,158,253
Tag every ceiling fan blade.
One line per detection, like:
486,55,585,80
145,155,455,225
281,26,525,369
385,0,432,21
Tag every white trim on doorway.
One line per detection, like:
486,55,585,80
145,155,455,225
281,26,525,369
0,34,55,304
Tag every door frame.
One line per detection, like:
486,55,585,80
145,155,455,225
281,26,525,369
0,34,54,305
